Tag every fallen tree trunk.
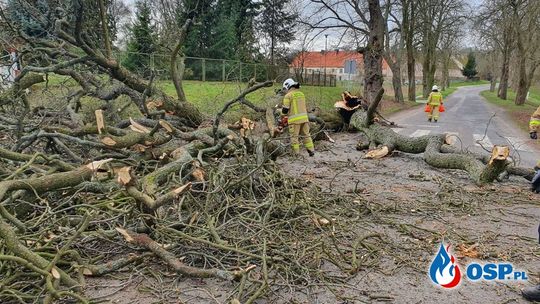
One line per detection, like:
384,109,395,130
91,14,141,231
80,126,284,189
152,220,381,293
348,89,511,185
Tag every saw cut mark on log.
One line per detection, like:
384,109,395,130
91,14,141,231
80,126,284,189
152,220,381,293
364,146,389,159
95,110,105,134
489,145,510,165
129,117,151,134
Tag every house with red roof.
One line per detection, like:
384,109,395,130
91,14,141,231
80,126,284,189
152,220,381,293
290,50,392,82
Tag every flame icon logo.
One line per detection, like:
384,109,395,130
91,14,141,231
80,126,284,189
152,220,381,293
429,243,461,288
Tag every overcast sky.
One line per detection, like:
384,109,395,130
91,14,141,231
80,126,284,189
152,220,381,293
120,0,484,52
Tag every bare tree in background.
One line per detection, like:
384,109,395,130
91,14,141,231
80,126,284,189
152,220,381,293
438,28,460,91
509,0,540,105
476,0,515,100
303,0,385,102
400,0,417,101
383,0,404,103
289,25,317,83
417,0,467,97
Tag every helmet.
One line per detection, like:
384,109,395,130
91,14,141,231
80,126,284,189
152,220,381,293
432,85,439,91
283,78,298,90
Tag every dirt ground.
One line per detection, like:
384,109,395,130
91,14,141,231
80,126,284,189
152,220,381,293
84,131,539,304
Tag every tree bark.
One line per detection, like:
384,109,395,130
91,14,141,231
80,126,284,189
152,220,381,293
386,57,404,103
363,0,386,103
171,19,192,103
348,110,509,185
497,44,510,99
98,0,112,58
402,0,416,101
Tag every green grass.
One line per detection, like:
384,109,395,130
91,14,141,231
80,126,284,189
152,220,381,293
157,80,345,115
480,89,538,133
30,75,492,124
414,80,489,103
449,80,489,87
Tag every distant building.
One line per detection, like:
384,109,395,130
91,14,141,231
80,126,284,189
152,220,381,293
289,50,392,82
290,50,465,85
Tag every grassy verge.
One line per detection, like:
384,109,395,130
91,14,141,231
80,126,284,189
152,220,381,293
157,80,345,115
158,80,421,119
480,89,538,133
31,75,489,123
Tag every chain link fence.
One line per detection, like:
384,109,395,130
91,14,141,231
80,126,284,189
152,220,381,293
114,51,336,87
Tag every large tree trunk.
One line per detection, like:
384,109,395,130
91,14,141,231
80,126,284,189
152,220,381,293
489,75,497,92
347,101,511,185
441,54,450,91
514,55,528,105
386,58,404,103
497,47,510,100
363,0,385,103
407,50,416,101
422,49,435,98
402,0,416,101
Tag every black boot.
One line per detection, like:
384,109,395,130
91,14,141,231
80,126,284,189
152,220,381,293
428,118,432,122
308,150,315,157
523,285,540,301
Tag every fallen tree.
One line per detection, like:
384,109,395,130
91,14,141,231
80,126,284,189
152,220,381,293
349,88,534,184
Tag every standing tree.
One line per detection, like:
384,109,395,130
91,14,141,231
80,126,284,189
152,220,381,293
304,0,385,102
401,0,418,102
476,0,515,100
417,0,467,97
122,0,157,75
383,0,405,103
510,0,540,105
462,52,478,79
258,0,297,65
439,29,460,90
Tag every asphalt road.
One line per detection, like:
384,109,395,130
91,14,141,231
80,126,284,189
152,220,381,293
389,85,540,168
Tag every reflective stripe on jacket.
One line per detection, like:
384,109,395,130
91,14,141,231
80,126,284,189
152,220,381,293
283,90,309,124
530,106,540,132
428,92,443,106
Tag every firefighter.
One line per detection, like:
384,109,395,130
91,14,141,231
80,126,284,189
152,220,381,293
529,105,540,139
427,85,444,122
532,161,540,193
281,78,315,156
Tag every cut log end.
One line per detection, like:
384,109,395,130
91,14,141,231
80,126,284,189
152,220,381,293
364,146,389,159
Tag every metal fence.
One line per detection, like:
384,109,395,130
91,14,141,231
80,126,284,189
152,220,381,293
114,51,337,87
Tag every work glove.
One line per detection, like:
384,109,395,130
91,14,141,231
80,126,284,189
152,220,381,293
530,131,537,140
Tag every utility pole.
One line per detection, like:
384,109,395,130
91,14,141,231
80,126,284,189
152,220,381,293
324,34,328,86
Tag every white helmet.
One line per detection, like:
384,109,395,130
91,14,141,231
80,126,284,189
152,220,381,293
432,85,439,91
283,78,298,90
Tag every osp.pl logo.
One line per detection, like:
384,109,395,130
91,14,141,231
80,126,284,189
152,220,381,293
429,243,461,288
429,242,528,289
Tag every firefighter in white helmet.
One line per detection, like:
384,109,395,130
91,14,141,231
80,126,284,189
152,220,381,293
281,78,315,156
427,85,444,122
529,105,540,139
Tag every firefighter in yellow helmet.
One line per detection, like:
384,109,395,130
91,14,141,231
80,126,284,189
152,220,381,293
427,85,443,122
281,78,315,156
529,105,540,139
